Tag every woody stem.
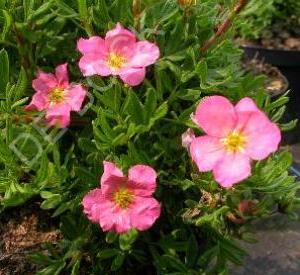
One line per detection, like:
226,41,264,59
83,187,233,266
200,0,249,53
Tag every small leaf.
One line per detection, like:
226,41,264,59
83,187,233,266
0,49,9,95
119,229,138,251
97,248,119,260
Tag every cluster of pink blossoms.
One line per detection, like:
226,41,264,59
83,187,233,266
26,23,160,127
25,23,282,234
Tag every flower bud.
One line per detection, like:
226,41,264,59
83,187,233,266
182,128,196,148
177,0,195,8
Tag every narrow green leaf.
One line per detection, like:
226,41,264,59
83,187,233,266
0,49,9,95
1,9,13,40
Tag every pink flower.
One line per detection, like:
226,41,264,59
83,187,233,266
82,161,161,233
189,96,281,188
25,63,87,128
77,23,160,86
181,128,196,148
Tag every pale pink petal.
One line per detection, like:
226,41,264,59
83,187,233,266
241,112,281,160
194,96,237,137
105,23,136,58
129,197,161,231
127,165,157,197
55,63,69,88
100,161,126,194
213,153,251,188
107,209,132,233
235,97,260,113
105,23,136,45
181,128,196,148
81,188,103,223
190,136,225,172
78,54,111,77
119,67,146,86
128,41,160,67
66,84,87,111
45,103,71,128
77,36,108,56
25,91,49,111
32,71,57,93
82,189,132,233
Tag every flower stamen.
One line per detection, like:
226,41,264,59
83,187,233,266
222,131,246,153
107,52,126,70
48,88,65,103
113,187,134,209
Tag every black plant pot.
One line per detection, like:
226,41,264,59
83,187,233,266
242,45,300,144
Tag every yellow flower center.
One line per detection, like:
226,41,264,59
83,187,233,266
113,187,134,209
48,88,65,103
107,52,126,70
222,131,246,153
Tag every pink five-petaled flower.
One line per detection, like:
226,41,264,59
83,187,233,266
25,63,87,128
189,96,281,188
82,161,161,234
77,23,160,86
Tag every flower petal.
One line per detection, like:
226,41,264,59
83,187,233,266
25,91,49,111
78,54,111,77
55,63,69,88
32,71,58,93
213,153,251,188
190,136,225,172
241,112,281,160
82,188,104,223
193,96,237,137
119,67,146,86
130,197,161,231
77,36,107,56
105,23,136,58
107,209,132,233
127,165,157,197
67,84,87,111
82,189,132,233
235,97,260,113
128,41,160,67
100,161,126,194
45,103,71,128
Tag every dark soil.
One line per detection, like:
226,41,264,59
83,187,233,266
242,58,288,97
0,202,61,275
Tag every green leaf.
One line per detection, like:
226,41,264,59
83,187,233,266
97,248,119,260
186,233,199,268
161,255,188,272
124,90,145,125
1,9,13,40
111,253,125,271
13,67,28,102
106,231,118,244
119,229,138,251
0,49,9,95
28,0,55,22
40,194,62,209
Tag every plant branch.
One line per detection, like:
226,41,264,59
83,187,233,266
133,0,141,31
200,0,249,53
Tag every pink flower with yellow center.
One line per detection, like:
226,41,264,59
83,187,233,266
189,96,281,188
82,161,161,234
25,63,87,128
77,23,160,86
